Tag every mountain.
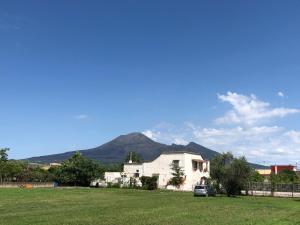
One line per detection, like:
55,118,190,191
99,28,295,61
25,132,266,168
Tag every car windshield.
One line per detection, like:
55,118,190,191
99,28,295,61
195,186,205,190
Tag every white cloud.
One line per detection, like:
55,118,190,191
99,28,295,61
74,114,88,120
278,91,284,98
144,123,300,164
144,92,300,165
142,130,158,141
284,131,300,144
216,92,299,126
173,138,189,145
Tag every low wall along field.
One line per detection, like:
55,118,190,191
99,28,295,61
247,182,300,198
0,182,54,188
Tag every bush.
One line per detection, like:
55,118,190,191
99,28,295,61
107,182,120,188
140,176,158,190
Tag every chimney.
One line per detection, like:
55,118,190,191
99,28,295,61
129,152,133,164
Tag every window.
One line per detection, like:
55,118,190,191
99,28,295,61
192,160,198,171
199,162,203,172
172,160,179,167
134,169,140,178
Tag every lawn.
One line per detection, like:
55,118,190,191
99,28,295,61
0,188,299,225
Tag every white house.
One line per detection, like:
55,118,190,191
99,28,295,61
122,151,210,191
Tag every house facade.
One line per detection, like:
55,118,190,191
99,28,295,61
123,152,210,191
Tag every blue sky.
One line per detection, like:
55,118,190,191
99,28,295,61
1,1,300,165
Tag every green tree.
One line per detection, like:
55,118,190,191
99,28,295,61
168,162,185,188
55,152,104,186
0,148,9,183
210,152,233,193
270,170,299,184
210,152,251,196
124,152,142,163
103,164,123,172
250,170,264,183
4,160,26,182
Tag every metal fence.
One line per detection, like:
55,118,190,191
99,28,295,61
247,182,300,198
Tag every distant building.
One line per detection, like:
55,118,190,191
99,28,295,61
271,165,297,175
256,169,271,176
41,162,61,170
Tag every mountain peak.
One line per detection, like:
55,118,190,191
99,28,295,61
112,132,154,144
186,142,201,147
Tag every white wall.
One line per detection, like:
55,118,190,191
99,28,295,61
104,172,122,183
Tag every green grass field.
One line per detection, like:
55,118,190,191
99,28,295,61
0,188,299,225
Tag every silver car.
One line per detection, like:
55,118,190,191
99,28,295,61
194,185,215,197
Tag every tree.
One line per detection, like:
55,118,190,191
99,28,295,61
55,152,104,186
124,152,142,163
4,160,26,182
270,170,299,184
168,162,185,188
210,152,233,193
103,164,123,172
210,152,251,196
250,170,264,183
0,148,9,183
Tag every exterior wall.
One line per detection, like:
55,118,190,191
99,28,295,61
271,165,296,174
144,153,186,189
123,153,210,191
104,172,122,183
123,164,143,177
256,169,271,176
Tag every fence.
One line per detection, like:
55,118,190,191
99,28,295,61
247,182,300,198
0,182,54,188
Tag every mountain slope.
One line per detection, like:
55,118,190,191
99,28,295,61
25,132,266,168
26,133,169,164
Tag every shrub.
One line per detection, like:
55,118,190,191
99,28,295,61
140,176,158,190
107,182,120,188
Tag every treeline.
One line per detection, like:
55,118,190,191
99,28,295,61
0,148,122,186
1,148,55,183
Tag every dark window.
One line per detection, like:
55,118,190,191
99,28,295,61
192,160,198,171
172,160,179,167
199,162,203,171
